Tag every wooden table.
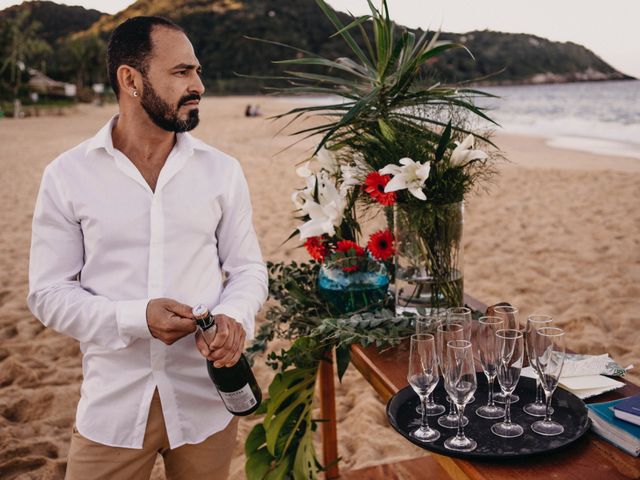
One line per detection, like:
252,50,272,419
319,294,640,479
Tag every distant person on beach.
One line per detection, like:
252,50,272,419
27,16,267,480
244,104,262,117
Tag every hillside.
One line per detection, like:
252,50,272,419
0,0,633,96
0,1,102,45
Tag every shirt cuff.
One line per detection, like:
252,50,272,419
116,299,153,341
210,304,253,340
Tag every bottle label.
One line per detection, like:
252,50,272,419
219,383,257,413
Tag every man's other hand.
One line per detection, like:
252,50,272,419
146,298,196,345
195,314,246,368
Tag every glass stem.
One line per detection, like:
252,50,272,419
448,396,455,416
487,374,495,407
456,403,466,439
504,393,512,425
421,395,428,430
544,389,553,423
535,377,543,404
426,391,434,407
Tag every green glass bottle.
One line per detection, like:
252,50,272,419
192,304,262,416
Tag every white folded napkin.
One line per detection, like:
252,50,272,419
522,353,627,399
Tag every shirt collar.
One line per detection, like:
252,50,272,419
85,115,207,158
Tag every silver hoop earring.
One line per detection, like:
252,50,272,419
132,90,139,97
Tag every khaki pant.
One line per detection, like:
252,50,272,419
66,390,238,480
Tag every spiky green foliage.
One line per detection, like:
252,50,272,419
260,0,497,154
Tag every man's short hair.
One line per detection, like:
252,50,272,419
106,16,183,98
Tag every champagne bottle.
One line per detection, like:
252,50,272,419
192,304,262,416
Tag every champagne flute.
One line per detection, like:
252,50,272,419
447,307,473,341
444,340,477,452
415,313,446,416
475,316,505,419
492,305,520,404
407,334,441,442
523,314,555,417
531,327,566,436
447,306,475,403
491,329,525,438
436,323,468,428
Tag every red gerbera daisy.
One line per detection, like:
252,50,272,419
367,229,395,260
335,240,365,272
363,172,396,206
336,240,365,256
304,236,328,261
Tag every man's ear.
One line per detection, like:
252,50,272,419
117,65,143,98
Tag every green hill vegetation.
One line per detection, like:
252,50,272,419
0,0,633,103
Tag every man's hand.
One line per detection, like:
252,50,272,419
195,314,246,368
146,298,196,345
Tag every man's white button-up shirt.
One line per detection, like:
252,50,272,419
27,116,268,448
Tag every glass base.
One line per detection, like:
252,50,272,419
494,392,519,404
444,435,477,452
531,419,564,436
410,425,441,442
438,414,468,429
491,421,524,438
476,404,505,419
523,402,553,417
416,403,446,416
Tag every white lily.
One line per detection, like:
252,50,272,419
450,134,487,167
379,157,431,201
317,147,340,175
291,174,317,209
296,171,347,240
296,147,340,179
296,161,314,178
339,161,368,196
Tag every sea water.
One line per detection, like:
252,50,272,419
478,80,640,159
279,80,640,160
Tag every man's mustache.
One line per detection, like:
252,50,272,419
178,94,201,107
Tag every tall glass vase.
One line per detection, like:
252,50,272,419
394,202,464,314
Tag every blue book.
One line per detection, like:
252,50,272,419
614,394,640,427
586,398,640,456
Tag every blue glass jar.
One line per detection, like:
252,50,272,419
318,257,389,315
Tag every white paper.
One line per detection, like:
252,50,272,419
560,375,625,391
521,366,625,399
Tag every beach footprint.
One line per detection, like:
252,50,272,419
0,456,48,480
0,391,54,423
0,324,18,340
0,289,9,307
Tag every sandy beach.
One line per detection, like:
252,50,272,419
0,96,638,479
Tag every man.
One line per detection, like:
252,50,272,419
27,16,268,479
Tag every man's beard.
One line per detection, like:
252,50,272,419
140,78,200,133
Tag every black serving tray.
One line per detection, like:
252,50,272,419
386,373,590,460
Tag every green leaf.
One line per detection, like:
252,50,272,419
245,446,274,480
377,118,395,141
265,455,294,480
315,0,374,72
246,423,267,455
435,121,452,161
265,397,311,456
336,345,351,382
293,425,319,480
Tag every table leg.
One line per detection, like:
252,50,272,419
319,348,340,479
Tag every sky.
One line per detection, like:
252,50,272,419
1,0,639,78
